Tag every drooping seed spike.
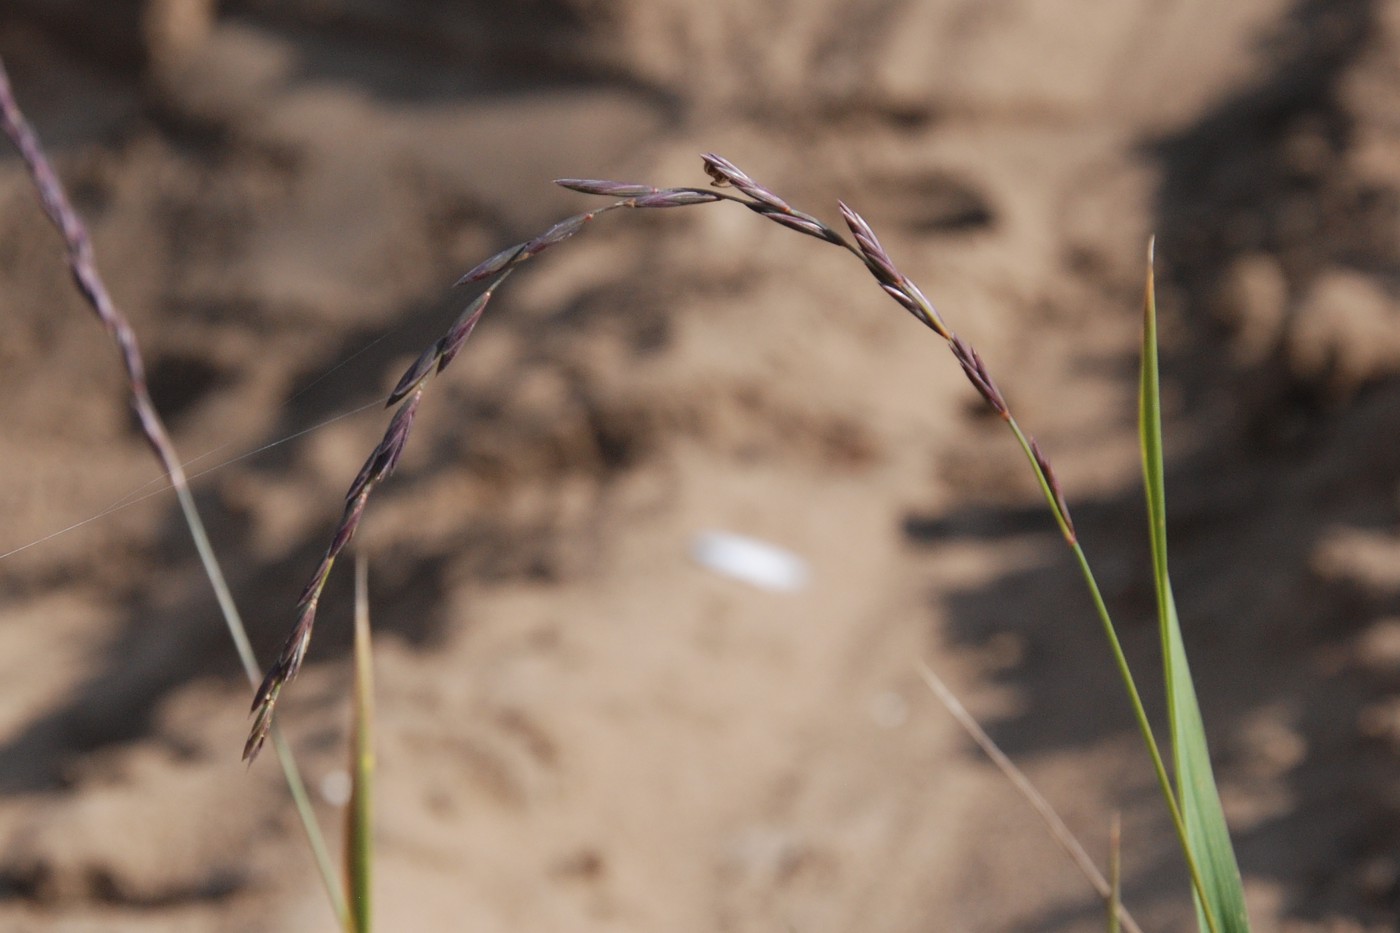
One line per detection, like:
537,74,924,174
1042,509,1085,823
1030,436,1076,543
555,179,659,198
949,334,1009,418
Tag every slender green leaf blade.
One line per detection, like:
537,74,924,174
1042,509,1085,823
1140,242,1250,932
346,555,375,933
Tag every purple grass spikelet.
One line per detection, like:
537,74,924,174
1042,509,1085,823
764,211,839,241
327,492,368,557
457,242,527,285
388,344,440,407
555,179,659,198
839,201,902,287
950,334,1009,419
839,200,950,338
296,558,333,608
437,273,509,371
880,283,923,316
633,188,723,208
246,597,319,761
522,211,596,255
701,152,793,213
1030,437,1076,543
375,388,423,479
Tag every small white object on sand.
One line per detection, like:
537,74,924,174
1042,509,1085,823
689,530,810,593
319,769,352,807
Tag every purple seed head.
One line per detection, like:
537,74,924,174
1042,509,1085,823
283,602,318,676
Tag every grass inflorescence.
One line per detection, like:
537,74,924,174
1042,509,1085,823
245,151,1249,930
2,50,1251,924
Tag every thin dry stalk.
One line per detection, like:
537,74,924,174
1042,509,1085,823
916,663,1144,933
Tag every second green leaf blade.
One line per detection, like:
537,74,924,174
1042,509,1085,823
1140,243,1250,933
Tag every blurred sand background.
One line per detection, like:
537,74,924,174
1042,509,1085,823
3,1,1400,930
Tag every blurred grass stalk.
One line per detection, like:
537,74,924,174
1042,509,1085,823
1109,813,1123,933
346,555,375,932
0,55,350,927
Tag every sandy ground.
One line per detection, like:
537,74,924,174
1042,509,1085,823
3,1,1400,930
